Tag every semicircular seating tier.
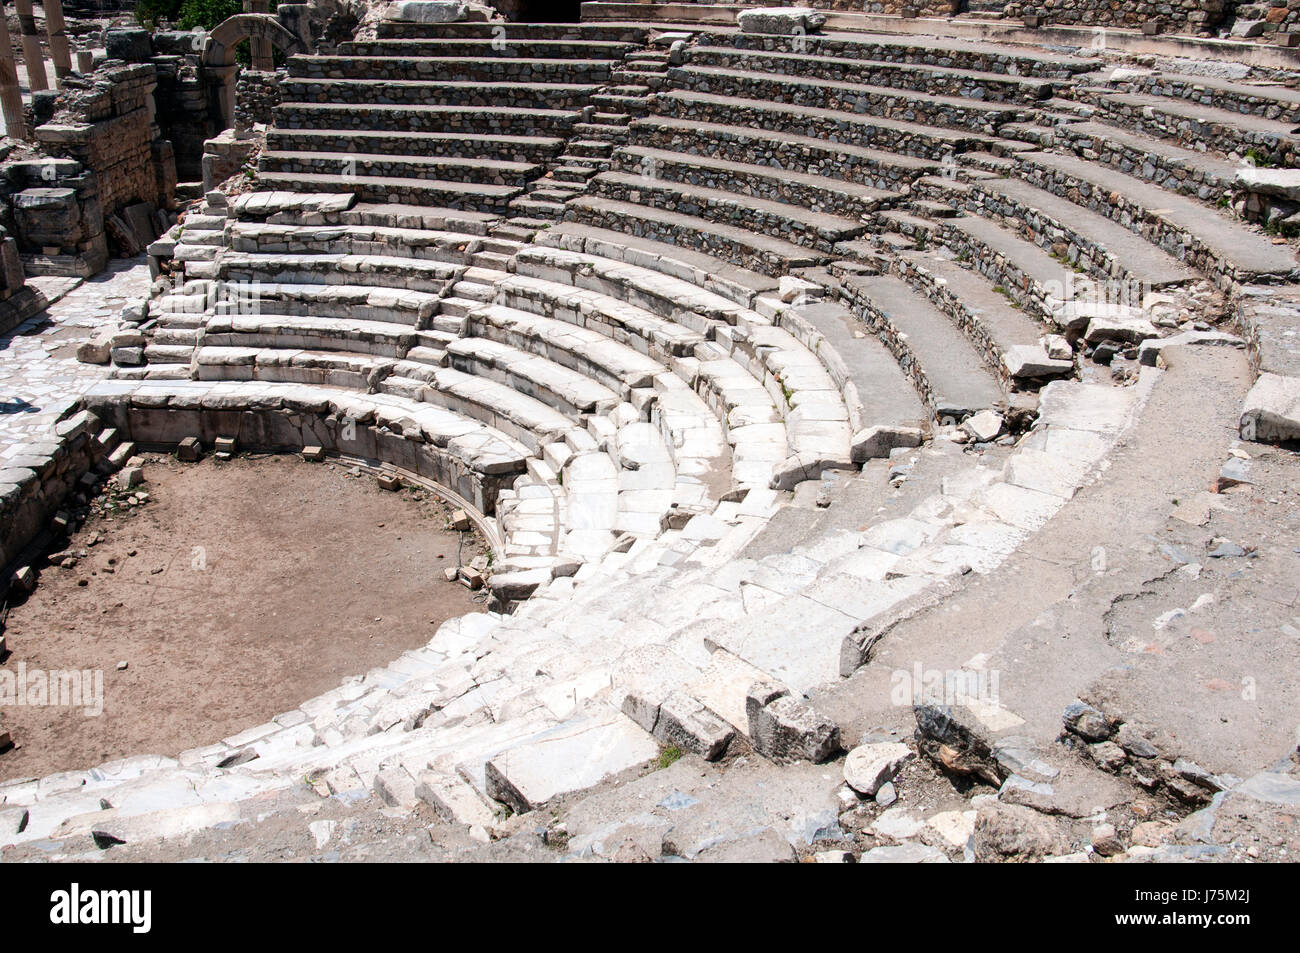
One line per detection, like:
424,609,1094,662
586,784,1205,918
13,12,1289,838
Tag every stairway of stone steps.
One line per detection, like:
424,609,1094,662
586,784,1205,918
0,356,1152,856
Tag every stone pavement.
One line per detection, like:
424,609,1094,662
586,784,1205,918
0,257,149,464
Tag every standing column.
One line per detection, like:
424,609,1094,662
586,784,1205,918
12,0,48,92
0,11,28,139
43,0,72,83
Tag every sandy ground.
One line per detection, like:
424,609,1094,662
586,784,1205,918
0,453,489,780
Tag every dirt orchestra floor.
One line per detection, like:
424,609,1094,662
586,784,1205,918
0,453,489,780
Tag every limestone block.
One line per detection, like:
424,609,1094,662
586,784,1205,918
737,6,827,35
745,682,840,763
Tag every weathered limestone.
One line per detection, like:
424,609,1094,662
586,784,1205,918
745,682,840,764
736,7,826,36
1241,372,1300,443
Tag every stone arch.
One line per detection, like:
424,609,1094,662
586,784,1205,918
203,13,305,69
202,14,306,129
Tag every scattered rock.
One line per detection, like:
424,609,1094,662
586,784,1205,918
843,741,913,796
1062,701,1113,742
961,410,1004,444
972,801,1072,862
1091,822,1124,857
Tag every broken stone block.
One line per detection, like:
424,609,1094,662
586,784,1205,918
373,766,420,809
105,28,153,62
778,275,823,303
214,436,236,456
1240,372,1300,443
177,436,201,462
301,445,325,462
484,711,659,814
117,466,144,488
450,509,471,531
1042,334,1072,361
737,6,827,35
11,565,36,593
488,567,550,603
387,1,468,23
746,681,840,763
843,741,913,796
377,473,401,491
76,328,114,365
1084,316,1160,345
655,691,735,762
851,424,924,463
416,771,498,826
1091,822,1124,856
961,410,1004,444
458,567,484,590
1003,344,1073,379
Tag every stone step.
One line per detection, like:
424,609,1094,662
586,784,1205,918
380,364,579,455
446,336,621,418
536,221,780,308
665,64,1028,134
288,55,614,83
227,222,482,262
568,138,615,158
588,170,870,254
958,173,1199,289
942,213,1091,327
142,343,194,364
200,312,416,358
685,45,1058,103
495,271,706,363
1048,120,1238,201
1017,150,1300,285
469,302,665,399
653,88,997,158
273,102,581,135
895,249,1074,383
780,299,928,439
195,346,395,390
375,21,650,43
279,78,602,111
572,122,630,144
1105,69,1300,126
630,114,943,190
840,273,1007,420
1098,91,1300,168
341,202,497,235
610,145,898,222
341,38,639,59
264,128,567,163
507,197,566,220
205,281,439,325
699,28,1102,78
564,194,825,277
513,244,756,329
255,171,521,212
218,252,464,295
257,151,542,186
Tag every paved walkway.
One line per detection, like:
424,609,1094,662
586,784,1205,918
0,257,151,462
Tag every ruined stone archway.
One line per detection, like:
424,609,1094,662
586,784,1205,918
202,13,307,129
